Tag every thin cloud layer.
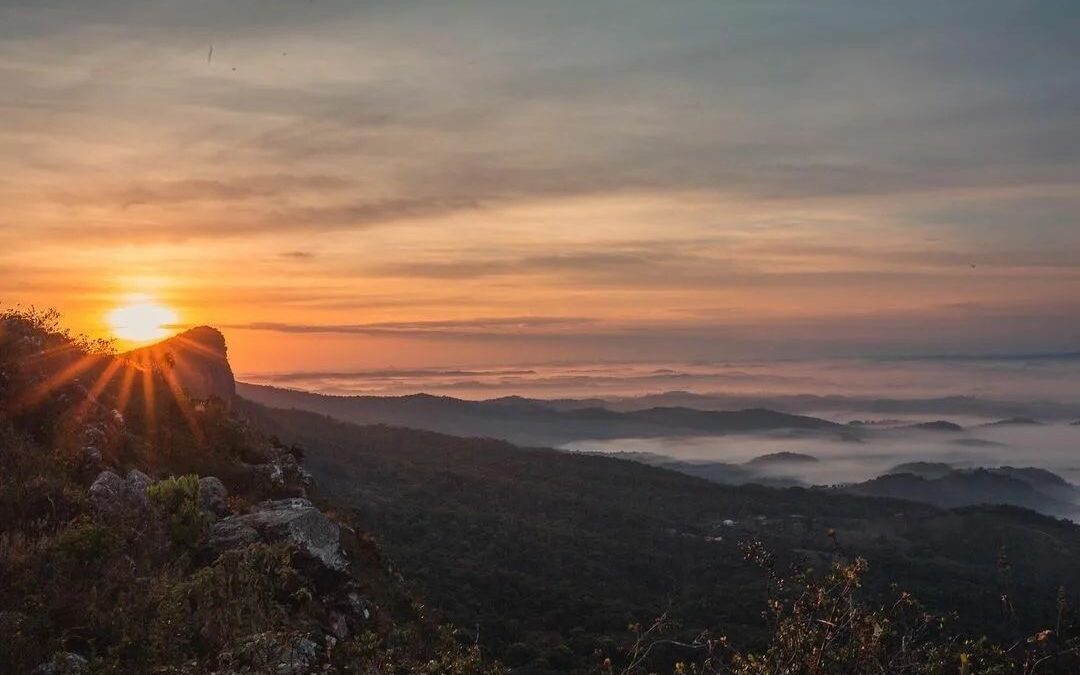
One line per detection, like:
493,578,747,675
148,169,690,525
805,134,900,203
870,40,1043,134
1,0,1078,370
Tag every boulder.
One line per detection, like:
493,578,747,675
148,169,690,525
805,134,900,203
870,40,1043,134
209,519,261,553
127,469,153,493
218,631,319,675
214,498,347,572
89,470,151,520
32,652,89,675
199,476,229,515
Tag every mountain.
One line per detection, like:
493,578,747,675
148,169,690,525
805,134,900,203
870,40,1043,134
123,326,236,401
906,420,965,432
8,316,1080,674
237,382,843,446
0,309,492,674
582,391,1080,423
238,396,1080,672
602,452,797,487
745,451,819,466
983,416,1043,427
842,466,1080,519
887,462,956,479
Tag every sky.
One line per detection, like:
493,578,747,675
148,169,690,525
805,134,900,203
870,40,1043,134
2,0,1078,374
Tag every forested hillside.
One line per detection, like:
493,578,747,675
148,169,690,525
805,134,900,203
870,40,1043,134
6,309,1080,674
240,399,1080,674
0,309,496,674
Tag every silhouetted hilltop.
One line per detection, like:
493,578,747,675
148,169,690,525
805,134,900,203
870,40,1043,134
842,466,1080,519
237,396,1080,672
0,309,492,674
906,420,965,432
887,462,955,479
983,416,1043,427
236,383,842,446
745,451,820,466
124,326,236,401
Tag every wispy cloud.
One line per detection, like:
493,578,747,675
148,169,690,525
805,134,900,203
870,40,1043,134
2,0,1078,367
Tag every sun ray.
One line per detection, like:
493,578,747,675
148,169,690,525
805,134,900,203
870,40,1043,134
115,360,139,419
160,361,204,446
75,358,123,417
139,353,157,437
14,353,103,413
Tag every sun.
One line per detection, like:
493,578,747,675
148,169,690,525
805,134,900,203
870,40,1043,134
106,294,178,342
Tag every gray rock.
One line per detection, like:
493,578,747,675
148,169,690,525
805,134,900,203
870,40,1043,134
199,476,229,515
209,519,261,552
127,469,153,493
80,445,102,468
32,652,89,675
220,498,347,571
89,470,151,520
218,632,319,675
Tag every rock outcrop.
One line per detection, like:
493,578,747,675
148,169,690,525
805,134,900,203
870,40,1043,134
199,476,230,515
31,652,89,675
122,326,236,402
211,498,347,572
217,631,319,675
88,469,152,521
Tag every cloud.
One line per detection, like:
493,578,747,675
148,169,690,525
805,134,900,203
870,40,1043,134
222,316,597,338
3,0,1079,361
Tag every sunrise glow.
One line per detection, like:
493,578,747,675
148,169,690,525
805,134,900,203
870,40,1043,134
106,295,178,342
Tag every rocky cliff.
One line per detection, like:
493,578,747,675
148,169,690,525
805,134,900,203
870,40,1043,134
123,326,236,402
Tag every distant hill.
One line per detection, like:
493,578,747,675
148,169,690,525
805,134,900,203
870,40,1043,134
887,462,955,479
123,326,236,401
590,391,1080,422
906,420,965,432
983,417,1043,427
745,451,819,466
237,383,842,446
238,397,1080,672
842,466,1080,519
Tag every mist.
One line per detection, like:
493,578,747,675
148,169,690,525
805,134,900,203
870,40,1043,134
565,423,1080,487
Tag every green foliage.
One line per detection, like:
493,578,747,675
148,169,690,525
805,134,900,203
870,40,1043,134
609,546,1080,675
154,543,298,662
244,401,1080,674
0,310,508,674
148,474,209,549
333,626,504,675
50,520,124,566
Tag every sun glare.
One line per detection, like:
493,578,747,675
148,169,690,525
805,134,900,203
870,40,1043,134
106,295,178,342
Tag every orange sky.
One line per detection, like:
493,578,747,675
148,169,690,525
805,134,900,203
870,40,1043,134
2,1,1078,373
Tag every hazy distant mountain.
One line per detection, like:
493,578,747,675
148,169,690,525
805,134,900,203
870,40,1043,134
123,326,236,401
842,465,1080,519
887,462,955,479
238,395,1080,668
983,417,1043,427
745,451,819,466
237,382,842,446
594,391,1080,422
906,420,965,432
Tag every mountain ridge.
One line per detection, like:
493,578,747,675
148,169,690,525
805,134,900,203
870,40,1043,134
236,381,844,446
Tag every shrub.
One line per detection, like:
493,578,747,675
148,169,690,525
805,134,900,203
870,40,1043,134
148,475,208,549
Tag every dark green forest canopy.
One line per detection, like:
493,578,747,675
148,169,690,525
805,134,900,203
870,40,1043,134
239,399,1080,674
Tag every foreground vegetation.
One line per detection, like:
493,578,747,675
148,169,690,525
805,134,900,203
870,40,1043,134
3,307,1080,674
0,308,497,674
244,398,1080,674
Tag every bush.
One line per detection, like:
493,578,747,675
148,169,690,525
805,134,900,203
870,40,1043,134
148,475,208,549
